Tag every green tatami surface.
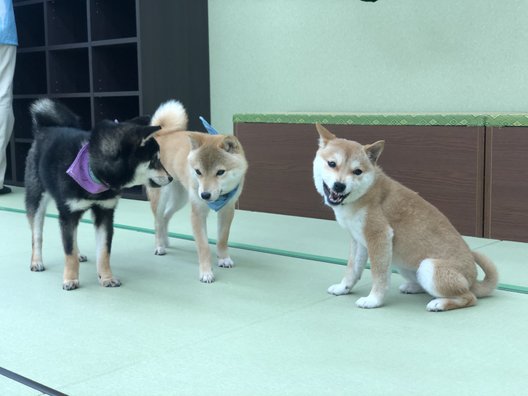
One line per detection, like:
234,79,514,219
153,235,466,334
1,187,525,291
1,187,527,395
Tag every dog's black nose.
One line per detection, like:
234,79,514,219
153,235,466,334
168,176,173,183
201,192,211,200
333,182,346,193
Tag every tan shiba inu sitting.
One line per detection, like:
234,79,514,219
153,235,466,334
147,101,248,283
313,124,498,311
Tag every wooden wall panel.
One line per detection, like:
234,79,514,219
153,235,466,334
235,123,485,237
485,127,528,242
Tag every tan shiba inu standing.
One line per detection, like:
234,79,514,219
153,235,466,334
147,101,248,283
313,124,498,311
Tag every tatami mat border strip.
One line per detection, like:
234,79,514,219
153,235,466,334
1,205,526,295
0,367,67,396
233,113,528,127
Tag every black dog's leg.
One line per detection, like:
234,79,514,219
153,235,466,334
25,179,50,272
58,209,83,290
74,227,88,263
91,206,121,287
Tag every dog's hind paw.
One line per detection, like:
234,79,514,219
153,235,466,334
99,276,122,288
200,271,215,283
154,246,167,256
63,279,79,290
399,282,425,294
218,257,234,268
327,283,351,296
426,299,447,312
30,261,45,272
78,254,88,262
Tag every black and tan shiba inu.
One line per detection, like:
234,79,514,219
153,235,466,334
146,100,248,283
25,99,172,290
313,124,498,311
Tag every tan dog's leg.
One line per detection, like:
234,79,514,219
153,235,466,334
356,225,393,308
216,203,235,268
148,186,167,254
149,182,187,255
417,259,477,311
191,201,214,283
328,240,367,295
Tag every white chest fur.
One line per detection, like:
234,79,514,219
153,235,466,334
333,205,368,247
66,197,119,212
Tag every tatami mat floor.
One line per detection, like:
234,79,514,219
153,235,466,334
0,186,527,395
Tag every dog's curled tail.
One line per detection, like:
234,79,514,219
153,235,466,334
30,98,81,131
470,251,499,297
151,100,188,131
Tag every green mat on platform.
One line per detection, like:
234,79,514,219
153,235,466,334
234,112,528,127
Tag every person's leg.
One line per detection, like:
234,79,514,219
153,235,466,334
0,45,17,191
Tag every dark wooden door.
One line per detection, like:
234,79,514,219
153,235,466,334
485,127,528,242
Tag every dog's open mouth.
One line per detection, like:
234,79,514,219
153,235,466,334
323,183,349,206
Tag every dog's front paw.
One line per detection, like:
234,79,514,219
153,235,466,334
356,295,383,309
327,283,351,296
30,261,45,272
200,271,215,283
218,257,234,268
63,279,79,290
99,276,122,287
78,254,88,262
154,246,167,256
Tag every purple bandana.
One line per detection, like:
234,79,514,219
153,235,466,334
66,143,109,194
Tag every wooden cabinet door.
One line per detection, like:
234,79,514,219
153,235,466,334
235,123,485,237
485,127,528,242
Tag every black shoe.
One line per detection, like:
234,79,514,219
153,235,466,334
0,186,12,195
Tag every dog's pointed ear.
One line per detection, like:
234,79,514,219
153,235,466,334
127,115,152,126
221,135,241,153
188,133,206,150
364,140,385,164
95,119,119,129
139,125,162,146
315,124,336,148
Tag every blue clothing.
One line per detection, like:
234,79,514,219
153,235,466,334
207,185,239,212
199,116,220,135
0,0,17,46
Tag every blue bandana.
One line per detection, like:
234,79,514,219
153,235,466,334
199,116,220,135
198,117,237,210
207,185,239,212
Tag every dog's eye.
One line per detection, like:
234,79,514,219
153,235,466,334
195,169,202,176
328,161,336,168
352,169,363,176
216,169,225,176
149,156,161,168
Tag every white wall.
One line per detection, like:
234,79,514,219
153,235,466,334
208,0,528,133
